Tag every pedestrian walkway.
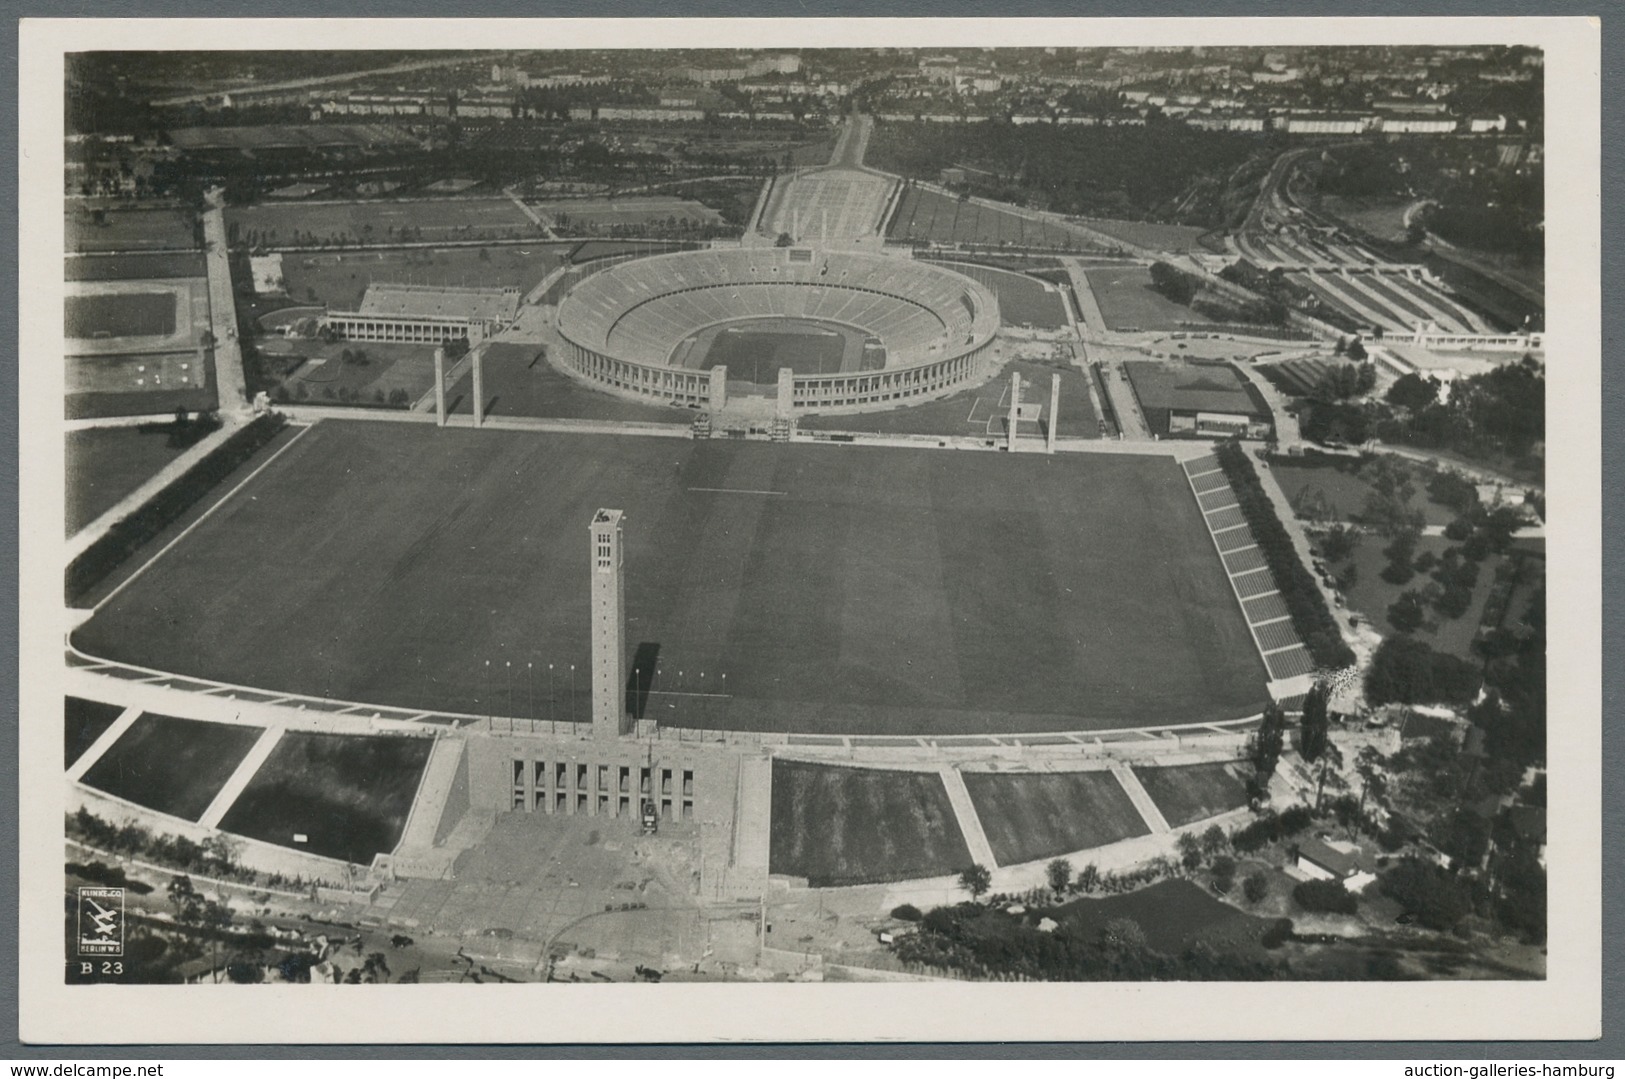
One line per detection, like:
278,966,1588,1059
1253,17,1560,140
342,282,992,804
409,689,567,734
937,766,999,869
1108,762,1171,835
197,725,285,828
201,195,250,414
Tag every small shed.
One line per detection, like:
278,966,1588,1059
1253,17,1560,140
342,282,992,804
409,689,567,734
1295,836,1378,891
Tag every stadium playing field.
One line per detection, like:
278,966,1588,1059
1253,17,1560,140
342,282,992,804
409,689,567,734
65,292,177,339
685,318,862,384
72,422,1268,736
79,714,264,822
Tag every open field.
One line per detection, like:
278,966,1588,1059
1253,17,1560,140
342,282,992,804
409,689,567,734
73,422,1267,735
67,425,197,533
536,197,724,229
445,344,693,424
227,198,540,250
65,697,125,768
1332,535,1511,660
66,252,208,282
67,350,216,421
1054,878,1274,955
798,359,1101,440
275,244,560,312
169,124,417,151
962,769,1149,867
924,260,1068,329
79,714,264,822
1132,761,1250,829
1084,267,1215,331
261,338,437,405
1269,456,1461,529
66,206,198,253
66,292,176,339
768,760,969,886
889,187,1095,250
692,319,856,384
216,731,433,864
1073,218,1208,252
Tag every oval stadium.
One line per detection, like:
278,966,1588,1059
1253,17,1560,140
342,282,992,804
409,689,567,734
553,247,1000,413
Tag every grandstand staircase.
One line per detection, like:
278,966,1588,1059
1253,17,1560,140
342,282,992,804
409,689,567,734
769,417,793,443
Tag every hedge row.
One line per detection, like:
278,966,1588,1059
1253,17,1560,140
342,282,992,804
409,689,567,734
1215,441,1356,670
67,413,289,604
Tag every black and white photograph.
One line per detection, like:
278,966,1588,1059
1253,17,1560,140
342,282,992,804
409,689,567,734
16,16,1601,1045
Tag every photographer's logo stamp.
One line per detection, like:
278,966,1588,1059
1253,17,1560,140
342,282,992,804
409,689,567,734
77,887,123,956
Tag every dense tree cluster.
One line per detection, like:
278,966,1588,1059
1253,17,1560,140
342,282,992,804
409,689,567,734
1363,636,1483,707
865,122,1273,227
1291,878,1360,915
1215,441,1356,668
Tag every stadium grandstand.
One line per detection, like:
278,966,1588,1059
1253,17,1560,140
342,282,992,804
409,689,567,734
322,282,521,343
553,246,1000,413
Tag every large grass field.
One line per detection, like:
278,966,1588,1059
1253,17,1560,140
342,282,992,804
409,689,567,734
1132,761,1251,829
72,422,1267,735
1084,267,1215,332
276,244,560,313
79,714,263,822
924,261,1069,329
65,697,125,768
695,319,856,384
768,760,970,886
227,198,539,250
216,731,432,864
66,207,198,254
798,360,1101,440
962,769,1150,867
65,293,177,339
445,344,692,424
888,187,1098,251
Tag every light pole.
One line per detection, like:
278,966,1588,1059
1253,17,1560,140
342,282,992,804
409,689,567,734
570,664,576,725
484,660,491,724
527,662,534,720
505,660,513,721
549,664,555,726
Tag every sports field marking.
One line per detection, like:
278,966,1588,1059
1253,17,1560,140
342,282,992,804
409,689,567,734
1226,544,1259,554
1210,523,1250,535
687,487,785,496
1260,642,1305,657
94,423,317,612
1229,566,1271,579
645,689,733,700
1250,614,1294,628
1186,467,1224,479
1249,589,1281,600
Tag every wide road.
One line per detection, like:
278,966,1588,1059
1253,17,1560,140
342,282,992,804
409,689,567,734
829,113,874,169
152,52,503,107
201,194,250,413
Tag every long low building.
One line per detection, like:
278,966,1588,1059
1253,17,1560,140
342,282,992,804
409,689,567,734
322,282,520,343
1123,360,1273,440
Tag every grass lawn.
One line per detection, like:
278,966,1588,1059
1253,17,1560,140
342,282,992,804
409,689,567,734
925,261,1069,329
73,423,1267,735
66,425,197,534
1270,456,1458,528
228,199,540,251
445,344,692,424
962,769,1149,867
888,187,1092,250
67,206,198,253
1074,218,1207,252
1084,267,1214,332
277,243,562,312
1334,536,1504,659
798,359,1100,439
261,338,436,405
1054,878,1275,955
79,714,264,822
217,731,433,864
768,760,969,886
66,292,177,339
65,697,125,768
1132,761,1251,828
